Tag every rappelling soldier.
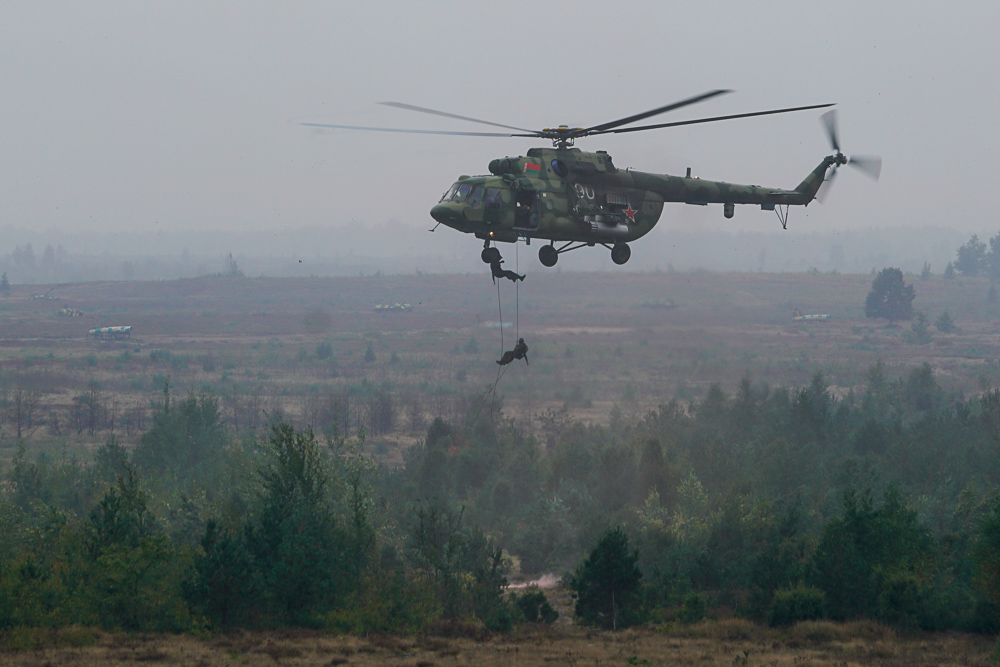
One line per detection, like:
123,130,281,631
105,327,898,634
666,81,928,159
497,338,529,366
490,257,525,284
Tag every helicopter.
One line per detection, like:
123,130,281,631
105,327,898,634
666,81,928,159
303,90,881,268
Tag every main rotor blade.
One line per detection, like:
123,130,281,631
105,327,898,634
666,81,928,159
379,102,536,133
592,103,836,135
848,155,882,181
578,89,732,135
820,109,840,153
300,122,532,138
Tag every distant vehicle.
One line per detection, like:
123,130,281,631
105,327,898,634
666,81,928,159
639,299,678,310
58,307,84,317
373,303,412,312
89,325,132,340
30,293,57,300
792,307,830,321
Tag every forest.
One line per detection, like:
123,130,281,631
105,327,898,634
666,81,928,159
3,360,1000,638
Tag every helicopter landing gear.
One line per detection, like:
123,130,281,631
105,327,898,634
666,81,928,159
481,242,501,264
611,243,631,265
538,244,558,267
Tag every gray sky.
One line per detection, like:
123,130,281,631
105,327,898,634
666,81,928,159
2,2,997,254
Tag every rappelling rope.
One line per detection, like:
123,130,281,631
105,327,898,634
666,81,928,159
467,245,523,460
496,277,504,356
515,241,520,340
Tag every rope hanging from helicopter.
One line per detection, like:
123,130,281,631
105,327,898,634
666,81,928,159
469,240,525,460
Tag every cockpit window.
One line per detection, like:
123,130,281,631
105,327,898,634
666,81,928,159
485,187,502,210
466,186,484,208
453,183,473,203
441,183,460,202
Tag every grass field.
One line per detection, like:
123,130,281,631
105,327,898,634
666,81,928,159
0,619,994,666
2,269,999,463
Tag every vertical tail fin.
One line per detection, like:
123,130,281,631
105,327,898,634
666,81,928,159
795,156,836,201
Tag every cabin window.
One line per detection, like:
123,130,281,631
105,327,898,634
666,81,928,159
485,187,502,210
453,182,473,203
466,186,485,208
441,183,460,202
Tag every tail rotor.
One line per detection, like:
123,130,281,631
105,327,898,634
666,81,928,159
816,110,881,202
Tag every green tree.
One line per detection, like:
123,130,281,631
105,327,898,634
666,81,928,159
131,394,228,488
812,489,936,625
903,362,940,412
81,467,185,630
865,267,915,325
905,312,933,344
956,235,987,277
515,589,558,623
406,501,512,629
768,584,825,626
569,526,643,629
935,311,956,333
677,593,706,624
185,520,255,629
986,232,1000,281
244,422,349,625
973,499,1000,631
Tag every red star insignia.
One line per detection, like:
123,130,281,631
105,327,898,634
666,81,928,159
622,204,638,222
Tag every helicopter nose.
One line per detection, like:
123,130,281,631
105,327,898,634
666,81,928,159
430,203,459,226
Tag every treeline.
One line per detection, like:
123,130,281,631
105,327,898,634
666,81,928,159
952,231,1000,279
3,362,1000,634
0,374,406,443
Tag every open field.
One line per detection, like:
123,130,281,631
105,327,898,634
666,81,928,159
2,270,1000,462
4,270,1000,662
0,620,993,666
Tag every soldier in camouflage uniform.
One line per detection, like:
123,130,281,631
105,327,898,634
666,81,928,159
497,338,529,366
490,257,524,283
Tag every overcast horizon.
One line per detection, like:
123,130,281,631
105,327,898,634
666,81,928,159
0,223,974,284
3,2,1000,255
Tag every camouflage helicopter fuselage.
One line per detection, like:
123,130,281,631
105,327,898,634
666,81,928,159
430,146,840,266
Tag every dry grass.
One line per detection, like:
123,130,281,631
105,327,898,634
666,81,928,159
4,270,1000,466
0,622,993,666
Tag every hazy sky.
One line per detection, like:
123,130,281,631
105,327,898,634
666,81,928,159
3,2,998,254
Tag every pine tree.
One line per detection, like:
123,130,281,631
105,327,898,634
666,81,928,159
865,267,915,325
569,527,643,629
956,235,987,277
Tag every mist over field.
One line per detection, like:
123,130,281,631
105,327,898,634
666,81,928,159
0,225,969,283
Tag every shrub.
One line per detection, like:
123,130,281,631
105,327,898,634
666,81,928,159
677,593,706,624
515,589,558,624
199,354,217,372
768,584,825,626
149,349,172,364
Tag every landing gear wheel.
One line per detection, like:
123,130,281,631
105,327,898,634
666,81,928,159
611,243,631,265
481,247,501,264
539,245,558,267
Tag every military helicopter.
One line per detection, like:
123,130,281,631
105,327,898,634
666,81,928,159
303,90,881,267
